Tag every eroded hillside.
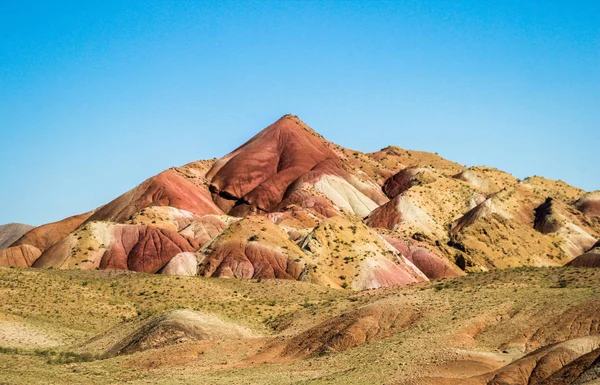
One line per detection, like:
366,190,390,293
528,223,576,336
1,115,598,286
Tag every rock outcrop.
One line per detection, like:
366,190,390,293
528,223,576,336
461,336,600,385
159,252,198,276
207,115,386,218
366,194,439,236
178,215,231,246
533,197,563,234
300,216,428,289
99,226,199,273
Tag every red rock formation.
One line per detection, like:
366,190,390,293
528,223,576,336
10,115,600,279
365,194,438,235
200,240,306,280
32,234,76,269
87,169,222,224
383,166,436,198
100,226,199,273
544,346,600,385
409,248,463,278
365,197,403,230
207,116,386,218
383,235,463,278
288,158,388,207
382,235,412,256
0,244,41,267
207,115,338,214
10,212,91,252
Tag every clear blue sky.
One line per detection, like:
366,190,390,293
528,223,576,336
1,1,598,226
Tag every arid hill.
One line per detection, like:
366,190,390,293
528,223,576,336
2,115,598,291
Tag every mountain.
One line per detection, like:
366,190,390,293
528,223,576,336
0,223,34,250
1,115,598,287
2,115,600,384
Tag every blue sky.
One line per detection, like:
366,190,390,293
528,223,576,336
1,0,598,225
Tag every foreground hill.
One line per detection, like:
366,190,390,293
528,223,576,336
1,115,598,288
1,266,599,384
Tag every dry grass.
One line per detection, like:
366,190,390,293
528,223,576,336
0,265,598,384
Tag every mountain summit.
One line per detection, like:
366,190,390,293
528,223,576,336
207,114,339,214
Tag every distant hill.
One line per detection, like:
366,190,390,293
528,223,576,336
0,223,35,250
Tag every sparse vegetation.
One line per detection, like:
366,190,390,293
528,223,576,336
5,264,596,383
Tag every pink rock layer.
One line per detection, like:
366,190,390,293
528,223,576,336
383,235,463,278
100,225,200,273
